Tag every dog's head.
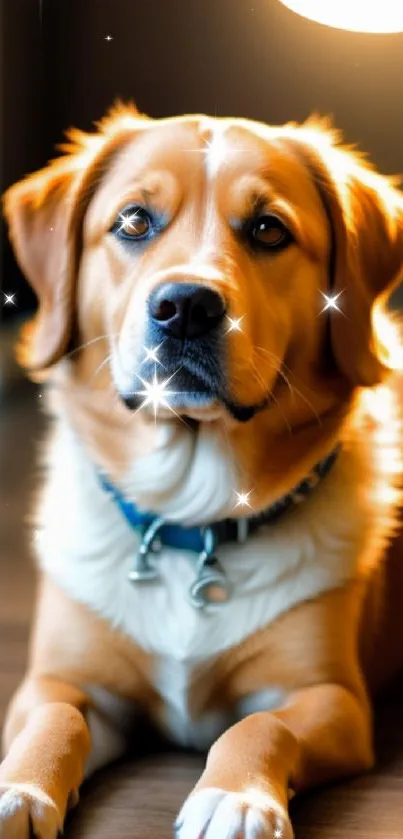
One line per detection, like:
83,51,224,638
4,105,403,461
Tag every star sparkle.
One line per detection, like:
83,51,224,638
273,829,283,839
202,132,230,171
133,369,179,420
143,344,163,366
234,490,252,509
117,210,142,234
226,315,244,333
3,292,17,306
185,131,242,176
104,34,113,41
319,291,343,314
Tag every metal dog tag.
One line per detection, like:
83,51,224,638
189,555,231,609
189,528,230,609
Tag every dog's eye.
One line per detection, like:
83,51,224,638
248,215,292,250
112,206,152,240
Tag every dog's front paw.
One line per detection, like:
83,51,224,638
0,783,61,839
175,787,293,839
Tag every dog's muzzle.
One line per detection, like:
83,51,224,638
119,282,272,421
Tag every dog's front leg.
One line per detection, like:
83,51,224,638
0,676,92,838
176,682,374,838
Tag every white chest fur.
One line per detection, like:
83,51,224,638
34,411,397,747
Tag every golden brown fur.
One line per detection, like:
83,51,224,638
1,104,403,838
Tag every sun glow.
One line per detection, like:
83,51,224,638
278,1,403,33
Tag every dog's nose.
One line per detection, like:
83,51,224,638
148,283,226,340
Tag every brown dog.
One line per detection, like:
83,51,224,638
1,104,403,838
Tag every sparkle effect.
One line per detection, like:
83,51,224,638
3,293,17,306
118,210,143,234
186,128,242,177
319,291,343,314
234,490,252,509
273,829,283,839
104,35,113,41
226,315,244,333
133,369,179,420
143,345,163,366
202,132,231,175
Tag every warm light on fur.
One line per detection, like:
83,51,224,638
3,103,403,496
4,104,403,391
1,106,403,839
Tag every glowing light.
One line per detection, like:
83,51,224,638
143,345,163,366
203,131,231,176
3,293,16,306
319,291,343,314
134,369,179,420
372,307,403,371
104,35,113,41
117,210,142,234
278,1,403,34
274,830,283,839
186,125,240,176
234,490,252,509
226,315,244,333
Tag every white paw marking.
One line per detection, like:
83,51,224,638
175,787,293,838
0,783,61,839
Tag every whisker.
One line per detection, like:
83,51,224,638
64,332,119,361
88,353,113,387
255,345,310,389
287,385,322,427
249,363,293,436
254,346,322,428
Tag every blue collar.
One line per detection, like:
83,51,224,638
98,445,340,609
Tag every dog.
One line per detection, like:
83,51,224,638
1,103,403,839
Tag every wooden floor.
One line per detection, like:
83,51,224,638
0,373,402,838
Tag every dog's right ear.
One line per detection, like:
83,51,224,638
3,158,83,372
3,101,146,373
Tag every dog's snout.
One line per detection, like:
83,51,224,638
148,283,226,340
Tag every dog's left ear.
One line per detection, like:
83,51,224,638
290,127,403,386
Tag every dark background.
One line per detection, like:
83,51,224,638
2,0,403,322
